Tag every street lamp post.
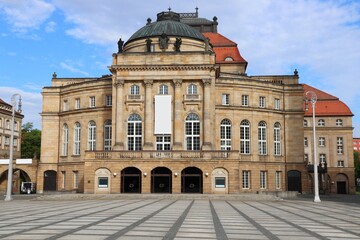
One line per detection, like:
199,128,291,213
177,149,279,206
4,94,22,201
305,91,321,203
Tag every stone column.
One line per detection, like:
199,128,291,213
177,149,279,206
172,79,182,150
202,78,212,150
143,79,153,150
112,77,124,150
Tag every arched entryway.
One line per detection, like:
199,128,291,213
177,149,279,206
287,170,302,193
181,167,203,193
0,169,32,194
151,167,172,193
336,173,348,194
121,167,141,193
43,170,57,191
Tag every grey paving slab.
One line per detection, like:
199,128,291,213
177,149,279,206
1,196,360,239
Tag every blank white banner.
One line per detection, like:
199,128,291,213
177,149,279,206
155,95,172,134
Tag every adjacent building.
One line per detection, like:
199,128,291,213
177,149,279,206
2,9,354,195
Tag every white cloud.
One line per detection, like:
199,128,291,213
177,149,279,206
45,21,56,32
0,87,42,129
60,62,89,76
0,0,55,33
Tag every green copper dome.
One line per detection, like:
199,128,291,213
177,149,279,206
125,11,206,45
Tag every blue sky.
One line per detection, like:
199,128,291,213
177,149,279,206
0,0,360,137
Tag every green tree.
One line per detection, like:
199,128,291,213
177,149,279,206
21,122,41,159
355,151,360,179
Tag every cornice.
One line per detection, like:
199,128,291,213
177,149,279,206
110,65,216,72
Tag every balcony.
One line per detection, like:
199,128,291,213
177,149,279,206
85,150,238,161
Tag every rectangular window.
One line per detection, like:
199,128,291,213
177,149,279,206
275,171,281,189
259,96,266,108
4,136,9,145
222,94,230,105
319,137,325,147
320,154,326,164
75,98,80,109
63,100,68,111
105,95,112,106
73,171,78,189
5,120,10,129
0,135,2,144
260,171,267,189
62,171,66,189
215,177,226,188
0,118,2,128
338,160,344,167
98,177,108,188
241,95,249,106
89,96,95,108
337,137,343,154
274,98,280,110
13,138,17,146
304,154,309,164
274,125,281,156
304,137,308,147
242,171,250,189
104,122,112,151
156,135,171,150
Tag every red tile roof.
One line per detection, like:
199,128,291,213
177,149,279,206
303,84,352,117
202,32,247,64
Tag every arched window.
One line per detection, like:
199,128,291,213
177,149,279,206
159,84,168,95
220,119,231,150
318,119,325,127
88,121,96,151
274,122,281,156
62,124,68,156
185,113,200,150
74,122,81,155
224,56,233,61
240,120,250,154
187,84,197,95
258,121,267,155
128,114,142,150
130,84,140,95
104,120,112,151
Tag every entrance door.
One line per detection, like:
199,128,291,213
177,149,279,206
43,170,57,191
151,167,172,193
337,181,347,194
287,170,301,193
181,167,203,193
121,167,141,193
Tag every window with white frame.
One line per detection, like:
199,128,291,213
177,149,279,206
303,120,308,127
128,114,142,150
105,95,112,106
318,119,325,126
0,135,2,144
130,84,140,95
187,84,197,95
274,98,280,110
304,137,308,147
73,171,78,189
75,98,80,109
14,121,18,131
89,96,95,108
319,154,326,164
98,177,109,188
240,120,250,154
260,171,267,189
336,119,343,126
241,95,249,106
159,84,168,95
62,124,69,156
319,137,325,147
259,96,266,108
258,121,267,155
242,171,250,189
13,138,17,147
104,120,112,151
0,118,2,128
61,171,66,189
220,119,231,150
338,160,344,167
337,137,343,154
74,122,81,155
63,100,68,111
5,119,10,129
156,135,171,150
5,136,9,145
275,171,281,189
222,94,230,105
274,122,281,156
88,121,96,151
185,113,200,150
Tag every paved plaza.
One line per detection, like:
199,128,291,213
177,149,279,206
1,195,360,239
